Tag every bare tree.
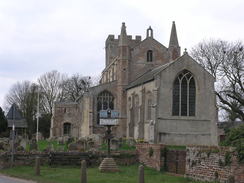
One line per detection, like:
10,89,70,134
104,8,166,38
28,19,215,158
61,74,91,102
191,40,244,121
37,70,65,114
5,81,38,135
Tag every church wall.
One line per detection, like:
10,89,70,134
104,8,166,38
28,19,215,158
156,55,218,146
89,81,121,136
126,81,156,142
50,102,82,138
129,38,170,82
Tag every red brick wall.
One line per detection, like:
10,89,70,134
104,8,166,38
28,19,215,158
186,146,244,183
136,144,187,174
136,144,165,171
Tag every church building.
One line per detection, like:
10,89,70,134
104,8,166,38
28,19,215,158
50,22,218,146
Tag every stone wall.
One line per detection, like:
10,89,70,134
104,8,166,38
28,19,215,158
0,152,49,169
186,146,244,183
0,151,137,169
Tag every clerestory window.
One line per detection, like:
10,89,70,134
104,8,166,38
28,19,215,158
172,70,196,116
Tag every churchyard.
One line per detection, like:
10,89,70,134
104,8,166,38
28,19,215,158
0,134,243,183
0,164,204,183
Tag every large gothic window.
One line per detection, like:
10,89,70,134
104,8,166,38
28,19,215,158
97,91,114,124
172,70,196,116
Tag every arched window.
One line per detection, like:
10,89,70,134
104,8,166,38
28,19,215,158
172,70,196,116
97,91,114,124
147,50,153,62
63,122,71,136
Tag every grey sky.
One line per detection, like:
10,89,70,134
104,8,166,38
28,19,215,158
0,0,244,109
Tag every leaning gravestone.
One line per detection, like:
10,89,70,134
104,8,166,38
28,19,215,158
29,140,38,151
68,142,84,152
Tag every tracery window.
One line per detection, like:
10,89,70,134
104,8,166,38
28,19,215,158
172,70,196,116
147,50,153,62
97,91,114,124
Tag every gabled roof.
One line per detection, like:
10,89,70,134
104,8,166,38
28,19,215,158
132,37,168,50
126,61,174,90
126,53,215,90
6,104,27,128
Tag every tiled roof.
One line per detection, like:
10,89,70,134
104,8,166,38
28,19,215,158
6,104,27,128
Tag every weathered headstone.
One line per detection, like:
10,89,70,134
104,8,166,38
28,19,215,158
68,142,85,152
16,146,24,152
111,138,119,150
20,139,27,149
30,140,38,151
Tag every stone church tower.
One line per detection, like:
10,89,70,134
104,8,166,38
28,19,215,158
50,22,218,146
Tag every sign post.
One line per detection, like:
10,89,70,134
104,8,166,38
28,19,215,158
98,109,119,172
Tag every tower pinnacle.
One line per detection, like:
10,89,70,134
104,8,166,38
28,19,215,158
119,22,128,46
169,21,179,47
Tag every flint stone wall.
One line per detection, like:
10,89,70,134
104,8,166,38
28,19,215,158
186,146,244,183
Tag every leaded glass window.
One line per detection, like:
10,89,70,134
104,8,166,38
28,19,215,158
172,70,196,116
97,91,114,124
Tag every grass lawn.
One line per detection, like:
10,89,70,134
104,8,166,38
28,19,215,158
26,140,68,152
0,164,205,183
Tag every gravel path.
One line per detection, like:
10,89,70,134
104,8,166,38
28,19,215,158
0,174,36,183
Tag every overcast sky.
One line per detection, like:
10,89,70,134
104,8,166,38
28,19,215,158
0,0,244,109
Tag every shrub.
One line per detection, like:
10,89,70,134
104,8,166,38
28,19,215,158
221,124,244,163
148,147,154,157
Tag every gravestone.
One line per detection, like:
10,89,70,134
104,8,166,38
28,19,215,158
29,140,38,151
111,138,119,150
20,139,28,149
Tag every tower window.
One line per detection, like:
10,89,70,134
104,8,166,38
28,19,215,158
172,70,196,116
63,122,71,136
147,50,153,62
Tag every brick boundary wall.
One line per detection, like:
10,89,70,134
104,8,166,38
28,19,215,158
136,144,186,174
186,146,244,183
136,144,165,171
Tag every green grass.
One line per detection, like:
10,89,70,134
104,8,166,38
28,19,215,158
26,140,68,152
0,164,206,183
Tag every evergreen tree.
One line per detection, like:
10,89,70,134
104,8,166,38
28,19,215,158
0,107,8,136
